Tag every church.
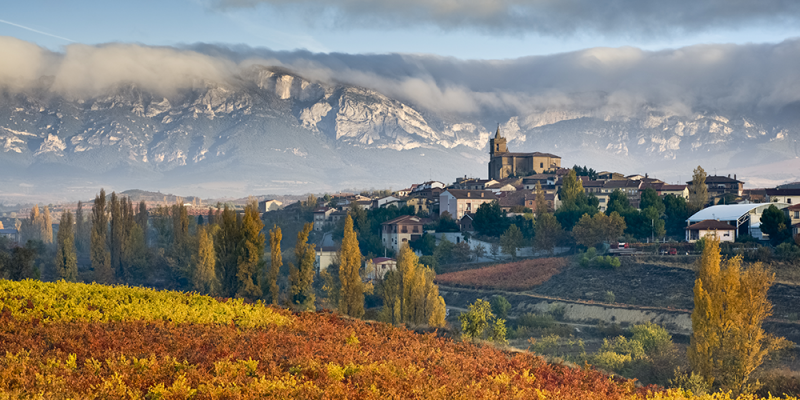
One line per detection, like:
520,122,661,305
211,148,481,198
488,127,561,180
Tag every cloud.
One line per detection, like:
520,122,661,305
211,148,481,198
2,37,800,117
212,0,800,37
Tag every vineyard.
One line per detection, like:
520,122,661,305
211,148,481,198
436,257,569,291
0,279,796,399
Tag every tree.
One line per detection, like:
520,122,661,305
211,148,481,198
473,201,508,237
640,188,665,215
560,169,585,208
760,204,792,245
533,213,564,255
689,166,709,211
534,181,548,215
434,212,460,232
215,205,241,297
266,225,283,305
193,225,219,295
459,299,506,343
236,201,264,299
289,223,316,311
6,243,37,280
42,206,53,244
472,243,487,260
381,244,445,327
91,189,113,283
573,212,626,248
606,189,631,215
75,201,90,255
339,215,365,317
664,194,690,238
490,295,511,319
54,210,78,282
500,224,524,258
688,237,786,395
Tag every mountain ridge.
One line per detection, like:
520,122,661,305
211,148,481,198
1,65,799,201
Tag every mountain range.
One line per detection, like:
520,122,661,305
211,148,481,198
2,65,799,202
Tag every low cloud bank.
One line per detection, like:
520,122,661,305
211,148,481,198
2,36,800,116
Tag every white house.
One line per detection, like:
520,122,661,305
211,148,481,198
687,203,790,240
685,220,736,243
439,189,498,220
316,233,338,272
258,199,283,212
766,189,800,205
381,215,428,253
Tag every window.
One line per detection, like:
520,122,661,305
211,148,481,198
795,211,799,219
540,162,544,168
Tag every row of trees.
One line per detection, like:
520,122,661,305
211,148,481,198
38,190,443,328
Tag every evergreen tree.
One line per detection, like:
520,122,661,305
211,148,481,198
339,215,365,317
193,225,219,295
54,210,78,282
689,165,709,211
664,194,690,238
289,223,315,310
236,201,264,299
473,201,508,237
760,204,792,245
688,237,786,395
91,189,113,283
136,200,148,242
266,225,283,305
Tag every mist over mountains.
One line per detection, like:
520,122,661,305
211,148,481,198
1,37,800,202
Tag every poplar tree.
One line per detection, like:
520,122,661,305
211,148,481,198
266,224,283,305
54,210,77,282
41,206,53,244
289,223,315,311
381,244,446,327
560,169,585,208
109,192,123,277
236,201,264,299
215,205,241,297
91,189,113,283
688,237,786,395
339,215,365,318
193,225,219,295
535,181,548,215
689,165,709,211
75,201,87,254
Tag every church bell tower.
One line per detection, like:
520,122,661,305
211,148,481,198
489,126,507,156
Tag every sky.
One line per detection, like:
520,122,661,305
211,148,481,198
2,0,800,59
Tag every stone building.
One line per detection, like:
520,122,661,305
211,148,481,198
488,127,561,180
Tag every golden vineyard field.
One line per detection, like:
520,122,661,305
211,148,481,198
0,279,795,399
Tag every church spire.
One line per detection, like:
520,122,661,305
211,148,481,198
495,124,502,139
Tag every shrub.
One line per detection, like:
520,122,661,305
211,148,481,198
776,242,800,261
490,296,512,319
604,290,616,304
631,322,673,357
518,312,556,329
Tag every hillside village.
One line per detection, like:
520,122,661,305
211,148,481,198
3,127,800,268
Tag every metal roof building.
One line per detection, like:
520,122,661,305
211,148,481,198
687,203,789,240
